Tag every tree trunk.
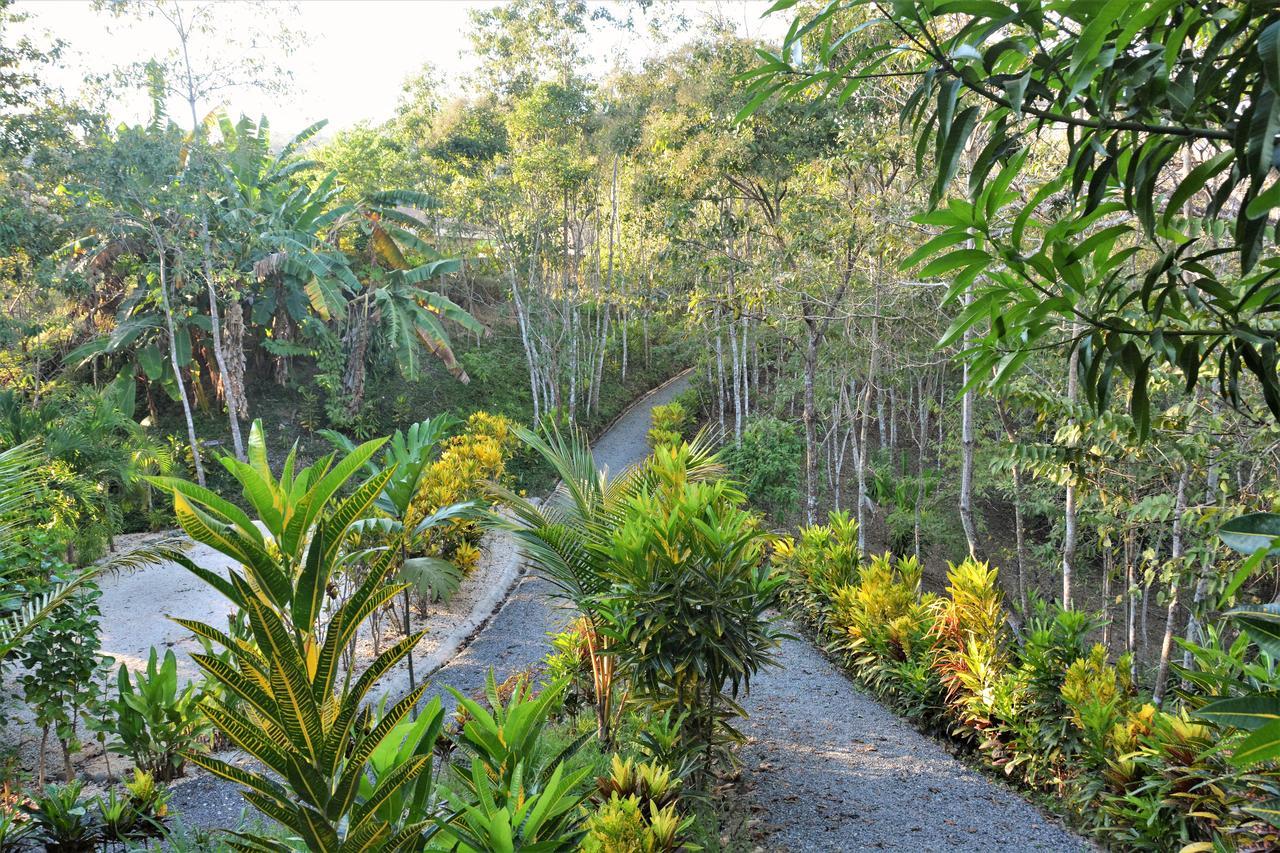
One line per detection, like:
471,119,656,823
1153,466,1189,705
858,314,880,549
959,289,978,557
802,316,819,525
157,242,205,487
1062,327,1082,608
1125,527,1138,683
995,402,1029,614
202,274,245,460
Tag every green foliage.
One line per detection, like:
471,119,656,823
17,575,108,783
580,794,693,853
440,675,592,852
597,443,784,781
771,511,862,632
358,697,446,832
720,416,802,519
95,769,172,844
931,560,1009,745
24,781,96,853
780,514,1280,848
99,647,210,781
149,420,441,851
437,760,589,853
749,0,1280,427
0,380,172,562
646,402,688,448
499,423,726,745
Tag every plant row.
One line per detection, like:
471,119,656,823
773,512,1280,851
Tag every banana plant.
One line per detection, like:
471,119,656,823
148,420,440,851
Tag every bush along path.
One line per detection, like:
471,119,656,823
415,369,697,708
737,627,1090,851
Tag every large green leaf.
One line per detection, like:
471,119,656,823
1198,692,1280,731
1219,512,1280,556
399,557,463,603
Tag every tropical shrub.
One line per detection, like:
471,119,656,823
597,443,784,781
440,674,592,851
24,781,96,853
406,410,516,588
148,420,452,850
499,424,725,747
17,576,109,785
987,604,1098,786
95,768,171,844
99,646,209,781
720,416,803,519
778,514,1280,849
930,560,1009,747
771,511,862,633
646,401,687,448
825,552,941,720
580,794,692,853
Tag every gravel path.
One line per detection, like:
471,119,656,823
168,370,1089,851
738,626,1090,852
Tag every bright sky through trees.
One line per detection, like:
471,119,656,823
18,0,785,135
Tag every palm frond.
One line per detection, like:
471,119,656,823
0,441,41,561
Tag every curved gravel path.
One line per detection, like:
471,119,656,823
739,626,1090,851
165,371,1089,851
165,372,694,827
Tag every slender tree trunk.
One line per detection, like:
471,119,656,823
802,316,819,525
1126,527,1138,683
714,303,727,434
156,240,205,486
995,402,1029,613
1062,326,1082,607
202,273,245,460
959,289,978,557
1153,466,1189,705
1102,545,1113,649
858,313,880,547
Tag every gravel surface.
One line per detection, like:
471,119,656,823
739,626,1091,852
163,370,1090,852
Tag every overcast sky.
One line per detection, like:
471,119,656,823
17,1,787,136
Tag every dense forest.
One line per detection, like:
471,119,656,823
3,0,1280,850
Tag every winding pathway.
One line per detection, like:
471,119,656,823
167,372,1088,850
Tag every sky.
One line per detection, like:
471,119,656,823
17,1,789,136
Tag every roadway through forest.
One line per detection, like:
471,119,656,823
169,372,1089,850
